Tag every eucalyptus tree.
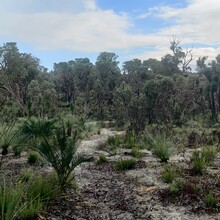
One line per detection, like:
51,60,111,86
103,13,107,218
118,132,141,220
145,75,175,123
72,58,95,115
197,55,220,120
94,52,121,119
0,42,40,116
53,61,75,105
27,74,58,117
161,38,193,75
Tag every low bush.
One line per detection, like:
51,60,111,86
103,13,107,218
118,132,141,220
131,147,143,158
97,153,107,164
191,151,207,175
115,159,136,171
169,178,185,194
123,130,135,149
205,191,218,208
161,164,178,183
108,135,121,147
27,151,41,165
201,147,216,165
152,138,170,163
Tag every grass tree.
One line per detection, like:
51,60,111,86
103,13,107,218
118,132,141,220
37,124,93,190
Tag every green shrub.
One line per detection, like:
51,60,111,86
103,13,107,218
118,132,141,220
36,122,93,190
97,153,107,164
27,174,58,203
19,169,34,183
131,147,142,158
152,139,170,163
123,130,135,148
161,164,177,183
19,199,43,220
0,180,23,220
205,191,218,208
191,151,207,175
115,159,136,171
201,147,216,165
169,178,185,194
108,135,121,147
13,146,22,157
27,151,41,165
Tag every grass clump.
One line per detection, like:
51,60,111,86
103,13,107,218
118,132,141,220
131,147,143,158
161,164,178,183
201,147,216,165
108,135,121,147
169,178,185,194
115,159,136,171
27,151,41,165
152,137,170,163
0,180,23,220
123,130,135,149
191,151,207,175
205,191,218,208
97,153,107,164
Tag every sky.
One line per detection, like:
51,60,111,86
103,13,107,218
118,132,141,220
1,0,220,70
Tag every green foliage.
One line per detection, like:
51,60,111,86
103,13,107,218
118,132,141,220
131,147,143,158
36,122,93,190
19,199,43,220
161,164,178,183
115,159,136,171
27,174,58,203
97,153,107,164
151,137,170,163
108,135,121,147
27,151,41,165
0,122,19,155
205,191,218,208
123,130,136,148
0,172,58,220
169,178,185,194
21,117,56,141
201,147,216,165
0,180,23,220
191,151,207,175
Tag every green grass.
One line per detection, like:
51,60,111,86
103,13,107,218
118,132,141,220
131,147,143,158
161,164,178,183
115,159,136,171
205,191,218,208
27,151,41,165
97,153,107,164
152,138,170,163
191,151,207,175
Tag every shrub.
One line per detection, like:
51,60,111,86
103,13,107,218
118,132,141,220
201,147,216,165
123,130,135,149
131,147,142,158
0,180,23,220
205,191,218,208
161,164,178,183
27,151,41,165
191,151,207,175
115,159,136,171
108,135,121,147
19,199,43,220
169,178,185,194
13,146,22,157
36,123,93,190
152,139,170,163
97,153,107,164
27,174,58,203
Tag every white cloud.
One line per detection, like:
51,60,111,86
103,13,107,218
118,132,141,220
0,0,220,65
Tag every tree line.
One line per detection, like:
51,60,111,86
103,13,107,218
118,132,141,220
0,40,220,133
